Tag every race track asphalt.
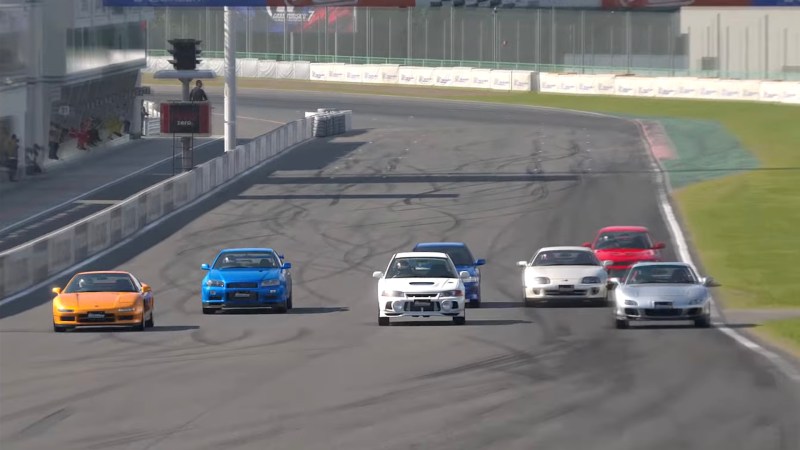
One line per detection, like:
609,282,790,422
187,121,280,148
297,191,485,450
1,90,798,450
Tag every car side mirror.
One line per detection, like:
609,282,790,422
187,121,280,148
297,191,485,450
475,259,486,266
52,287,62,295
278,254,285,259
459,271,470,280
516,261,527,267
141,283,152,293
607,278,620,289
702,276,720,287
372,271,383,279
602,260,613,268
201,263,210,270
282,262,292,270
653,242,666,250
582,242,592,248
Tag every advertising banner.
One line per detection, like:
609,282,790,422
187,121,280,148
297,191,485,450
264,6,355,34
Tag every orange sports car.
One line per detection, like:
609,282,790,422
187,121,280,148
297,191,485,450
51,271,155,332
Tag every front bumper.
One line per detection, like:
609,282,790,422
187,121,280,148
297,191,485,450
53,309,144,326
616,303,710,321
524,284,607,300
202,285,286,309
379,297,465,318
464,282,480,301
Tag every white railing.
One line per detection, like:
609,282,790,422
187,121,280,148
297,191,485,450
0,110,353,300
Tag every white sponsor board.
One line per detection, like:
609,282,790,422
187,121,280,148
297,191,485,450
434,67,455,87
362,65,382,84
511,70,534,92
491,70,513,91
470,69,493,89
452,67,473,88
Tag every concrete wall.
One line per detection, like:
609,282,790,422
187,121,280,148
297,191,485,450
680,6,800,79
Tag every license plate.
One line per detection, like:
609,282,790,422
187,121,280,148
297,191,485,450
654,302,673,309
88,313,105,319
413,300,431,307
234,292,252,298
558,285,574,292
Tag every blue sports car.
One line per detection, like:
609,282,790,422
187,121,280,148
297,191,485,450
412,242,486,307
200,248,293,314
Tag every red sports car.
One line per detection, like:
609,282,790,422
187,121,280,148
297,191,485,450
582,226,666,278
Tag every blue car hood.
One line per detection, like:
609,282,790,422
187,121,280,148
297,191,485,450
207,269,281,282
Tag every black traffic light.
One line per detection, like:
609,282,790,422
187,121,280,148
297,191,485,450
168,38,202,71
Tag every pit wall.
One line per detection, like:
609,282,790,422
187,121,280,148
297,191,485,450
0,110,353,300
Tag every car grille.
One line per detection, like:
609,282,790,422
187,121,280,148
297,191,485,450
406,293,438,299
76,312,116,323
227,282,258,289
644,309,683,317
544,289,588,296
404,300,441,312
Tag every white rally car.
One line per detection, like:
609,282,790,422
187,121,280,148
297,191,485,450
517,246,612,306
373,252,469,326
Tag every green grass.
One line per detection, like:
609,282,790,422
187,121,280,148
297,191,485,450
145,75,800,309
757,318,800,357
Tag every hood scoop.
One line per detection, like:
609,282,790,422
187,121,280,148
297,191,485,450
409,282,435,285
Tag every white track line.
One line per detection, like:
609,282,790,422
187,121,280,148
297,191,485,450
636,119,800,383
0,138,307,307
0,138,222,236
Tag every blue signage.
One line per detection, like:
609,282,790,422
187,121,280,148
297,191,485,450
103,0,266,6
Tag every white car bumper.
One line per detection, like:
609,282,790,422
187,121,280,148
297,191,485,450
524,283,607,300
378,297,465,318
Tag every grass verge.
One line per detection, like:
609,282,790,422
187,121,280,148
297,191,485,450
754,319,800,359
144,74,800,312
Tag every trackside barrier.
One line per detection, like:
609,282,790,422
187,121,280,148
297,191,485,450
144,56,798,104
0,111,353,300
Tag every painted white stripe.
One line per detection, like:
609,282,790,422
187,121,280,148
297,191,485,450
211,112,285,125
636,120,800,383
74,200,120,205
0,138,222,236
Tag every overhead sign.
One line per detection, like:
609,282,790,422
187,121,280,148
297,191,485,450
160,102,211,136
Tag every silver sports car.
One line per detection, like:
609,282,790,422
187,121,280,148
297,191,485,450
610,261,719,329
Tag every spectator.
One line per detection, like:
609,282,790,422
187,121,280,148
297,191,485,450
48,124,61,160
189,80,208,102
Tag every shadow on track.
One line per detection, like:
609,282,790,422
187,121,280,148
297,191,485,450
387,319,532,327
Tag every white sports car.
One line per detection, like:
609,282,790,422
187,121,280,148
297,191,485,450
516,246,612,307
610,261,718,329
373,252,469,326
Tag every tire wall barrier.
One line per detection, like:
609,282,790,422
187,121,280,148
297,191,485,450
0,110,353,300
143,56,800,104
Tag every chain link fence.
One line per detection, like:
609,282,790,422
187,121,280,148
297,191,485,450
147,7,799,80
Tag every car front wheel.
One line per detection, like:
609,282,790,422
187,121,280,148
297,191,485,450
453,316,466,325
694,314,711,328
378,317,390,326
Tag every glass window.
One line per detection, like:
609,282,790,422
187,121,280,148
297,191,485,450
532,250,600,266
386,257,457,279
412,246,474,266
625,265,698,285
65,273,138,293
594,231,653,250
213,252,281,270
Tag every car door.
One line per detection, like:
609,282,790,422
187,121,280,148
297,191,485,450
279,253,292,297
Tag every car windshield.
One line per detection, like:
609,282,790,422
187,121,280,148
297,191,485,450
594,231,653,250
386,257,458,279
532,250,600,266
64,274,137,293
213,252,281,269
625,265,698,284
413,246,474,266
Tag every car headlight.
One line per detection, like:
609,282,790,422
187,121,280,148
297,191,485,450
441,300,453,311
57,307,74,313
688,296,707,305
581,276,601,284
463,276,479,283
206,279,224,287
392,301,405,312
526,276,550,285
381,290,404,297
260,279,280,287
440,290,464,297
623,300,638,306
118,307,136,312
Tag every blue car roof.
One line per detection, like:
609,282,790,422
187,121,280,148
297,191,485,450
218,248,276,253
414,242,467,248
